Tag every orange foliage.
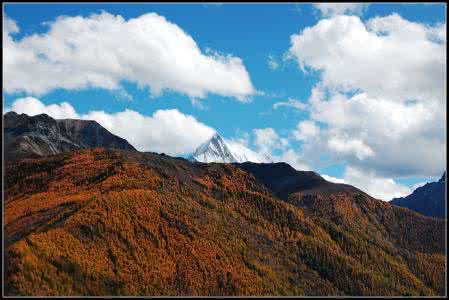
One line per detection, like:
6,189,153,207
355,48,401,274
4,148,446,296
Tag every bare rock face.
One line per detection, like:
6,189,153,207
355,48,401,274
4,111,136,162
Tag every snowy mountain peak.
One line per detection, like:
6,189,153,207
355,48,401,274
189,132,272,164
191,132,235,163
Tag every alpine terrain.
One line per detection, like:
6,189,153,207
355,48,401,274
391,172,446,218
189,132,271,163
4,112,136,161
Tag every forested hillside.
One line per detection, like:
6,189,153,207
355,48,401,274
4,148,446,296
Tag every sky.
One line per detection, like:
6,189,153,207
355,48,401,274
3,3,447,200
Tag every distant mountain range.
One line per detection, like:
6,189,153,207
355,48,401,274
2,112,446,296
391,172,446,218
4,111,136,161
189,132,271,163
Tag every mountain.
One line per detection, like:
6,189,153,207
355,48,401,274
189,132,271,163
235,162,366,201
4,148,445,296
391,172,446,218
4,111,136,161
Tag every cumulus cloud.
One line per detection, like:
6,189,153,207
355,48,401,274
313,3,368,17
277,148,310,171
285,14,446,179
252,127,310,170
428,23,446,43
343,167,412,200
322,167,412,201
3,13,255,101
287,14,446,103
253,128,288,154
3,14,19,34
83,109,216,155
327,136,374,161
284,13,446,198
7,97,79,119
293,120,320,141
7,97,215,156
301,86,446,178
273,98,307,110
230,130,251,147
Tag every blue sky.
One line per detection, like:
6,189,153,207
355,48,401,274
3,3,446,200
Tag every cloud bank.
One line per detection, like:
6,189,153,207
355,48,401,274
285,13,446,199
286,14,446,178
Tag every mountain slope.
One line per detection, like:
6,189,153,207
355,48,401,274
235,162,363,200
391,172,446,218
4,111,136,161
4,148,446,296
189,133,270,163
237,162,444,254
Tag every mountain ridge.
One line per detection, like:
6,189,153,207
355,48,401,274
391,172,446,218
4,111,136,161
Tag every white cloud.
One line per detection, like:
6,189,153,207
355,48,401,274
7,97,215,156
285,14,446,179
313,3,368,17
230,130,250,147
283,13,446,201
273,98,307,110
327,136,374,160
7,97,79,119
301,86,446,178
3,13,255,101
293,120,319,141
321,174,346,184
343,167,412,200
83,109,215,155
287,14,446,103
252,127,310,170
225,138,270,163
3,15,19,34
253,128,288,154
277,148,310,171
267,54,279,70
323,167,412,201
428,23,446,43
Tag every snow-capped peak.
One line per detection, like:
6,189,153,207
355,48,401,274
189,132,271,163
190,132,235,163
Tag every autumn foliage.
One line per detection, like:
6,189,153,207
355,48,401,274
4,148,446,296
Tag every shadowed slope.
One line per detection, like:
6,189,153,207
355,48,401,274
391,172,446,218
235,162,363,200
